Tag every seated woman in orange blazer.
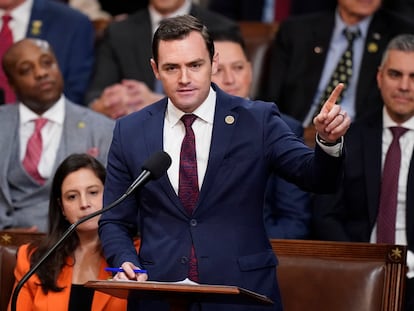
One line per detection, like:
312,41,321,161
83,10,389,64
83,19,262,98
8,154,126,311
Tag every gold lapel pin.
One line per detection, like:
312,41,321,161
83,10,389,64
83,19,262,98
367,42,378,53
31,20,42,36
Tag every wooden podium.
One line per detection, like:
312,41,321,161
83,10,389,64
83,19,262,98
85,280,273,311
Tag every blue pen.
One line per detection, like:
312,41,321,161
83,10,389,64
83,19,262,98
105,267,147,274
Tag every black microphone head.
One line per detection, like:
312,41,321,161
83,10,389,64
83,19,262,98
142,151,172,180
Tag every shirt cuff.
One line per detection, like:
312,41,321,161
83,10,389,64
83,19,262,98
315,135,343,157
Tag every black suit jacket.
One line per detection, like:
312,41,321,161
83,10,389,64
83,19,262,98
85,4,239,104
259,9,414,122
312,107,414,253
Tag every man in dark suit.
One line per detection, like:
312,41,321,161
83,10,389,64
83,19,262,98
259,0,414,126
312,34,414,311
0,0,95,106
99,15,350,311
211,30,310,238
86,0,239,119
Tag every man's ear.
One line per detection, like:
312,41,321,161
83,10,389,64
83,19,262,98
211,52,219,75
150,58,160,79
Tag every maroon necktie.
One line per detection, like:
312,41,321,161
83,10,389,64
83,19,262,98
22,118,48,185
377,127,408,243
0,14,16,104
178,114,199,281
274,0,291,22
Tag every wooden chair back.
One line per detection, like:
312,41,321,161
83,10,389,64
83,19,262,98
271,239,407,311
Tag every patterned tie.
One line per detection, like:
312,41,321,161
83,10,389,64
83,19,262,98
317,28,360,112
0,14,16,104
178,114,199,282
377,127,408,243
22,118,48,185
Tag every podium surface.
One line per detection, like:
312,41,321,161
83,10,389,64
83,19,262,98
86,280,273,310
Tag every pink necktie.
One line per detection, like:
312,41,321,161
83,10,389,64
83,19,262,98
377,127,408,243
0,14,16,104
22,118,48,185
178,114,199,282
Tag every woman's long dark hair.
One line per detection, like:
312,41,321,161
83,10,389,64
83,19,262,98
27,153,106,294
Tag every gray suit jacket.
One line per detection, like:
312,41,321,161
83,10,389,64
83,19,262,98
0,99,115,231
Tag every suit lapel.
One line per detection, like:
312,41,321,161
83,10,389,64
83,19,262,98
406,152,414,249
130,10,157,88
142,100,184,212
53,101,80,172
47,262,72,310
0,107,19,204
197,87,237,209
303,13,335,108
361,113,383,226
26,0,47,39
91,260,113,311
356,11,387,113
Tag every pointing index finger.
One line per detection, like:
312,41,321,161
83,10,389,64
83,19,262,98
323,83,344,112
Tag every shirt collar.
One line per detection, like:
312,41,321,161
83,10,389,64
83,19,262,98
19,95,66,125
149,0,192,34
383,106,414,131
1,0,33,26
166,86,216,128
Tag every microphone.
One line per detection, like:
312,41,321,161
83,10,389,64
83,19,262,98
10,151,172,311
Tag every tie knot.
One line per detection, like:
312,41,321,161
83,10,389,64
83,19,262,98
2,14,12,24
181,114,197,128
343,28,360,43
390,126,408,140
34,118,48,131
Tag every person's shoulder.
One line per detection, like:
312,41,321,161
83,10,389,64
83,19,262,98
372,8,414,30
107,8,149,32
279,10,334,33
0,103,18,114
36,0,91,22
65,100,115,125
190,4,238,32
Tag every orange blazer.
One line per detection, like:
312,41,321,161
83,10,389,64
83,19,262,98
8,244,127,311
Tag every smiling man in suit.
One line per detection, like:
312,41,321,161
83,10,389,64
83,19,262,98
0,38,114,232
99,15,350,311
260,0,414,128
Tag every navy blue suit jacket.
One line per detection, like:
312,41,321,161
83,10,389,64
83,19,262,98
264,114,310,239
26,0,95,105
99,85,343,311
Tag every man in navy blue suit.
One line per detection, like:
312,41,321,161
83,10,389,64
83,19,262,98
0,0,94,105
99,15,349,311
210,30,310,239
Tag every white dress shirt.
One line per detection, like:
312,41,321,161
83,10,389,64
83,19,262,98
370,107,414,277
164,87,216,194
0,0,33,42
19,96,65,179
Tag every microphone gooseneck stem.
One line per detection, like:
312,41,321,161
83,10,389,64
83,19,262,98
10,192,129,311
